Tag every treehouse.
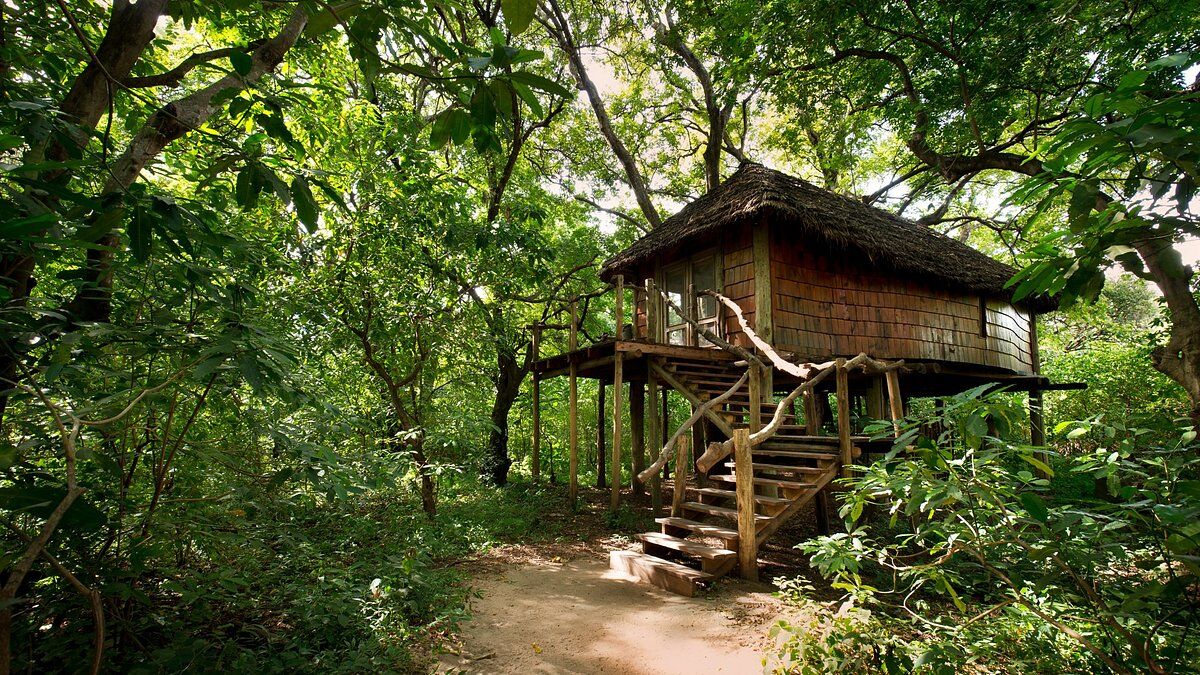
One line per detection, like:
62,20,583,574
531,162,1069,596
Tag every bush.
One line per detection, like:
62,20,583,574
779,387,1200,674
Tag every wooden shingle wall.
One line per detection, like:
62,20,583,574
770,227,1034,373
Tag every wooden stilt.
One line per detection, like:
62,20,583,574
814,489,830,534
596,382,607,488
531,325,541,482
630,379,645,496
835,359,852,479
671,435,687,517
733,428,758,581
568,302,579,505
661,387,670,479
648,366,662,514
885,369,904,437
611,275,624,510
804,389,819,435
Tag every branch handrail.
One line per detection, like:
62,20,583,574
637,370,747,484
650,286,766,370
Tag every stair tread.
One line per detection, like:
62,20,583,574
692,486,792,506
682,501,770,521
656,517,739,540
710,473,816,490
724,461,829,473
637,532,736,560
753,448,840,460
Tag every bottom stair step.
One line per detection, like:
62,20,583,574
637,532,736,560
656,517,740,544
608,550,714,597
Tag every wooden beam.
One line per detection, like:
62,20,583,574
596,382,606,488
531,325,542,482
611,275,624,510
732,428,758,581
671,435,687,517
568,302,579,505
835,359,852,479
630,379,645,497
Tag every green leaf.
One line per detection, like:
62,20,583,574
509,70,572,98
1021,454,1054,477
127,205,151,263
0,486,106,531
291,177,319,232
229,51,253,76
1019,492,1048,522
0,213,56,239
501,0,537,35
238,354,265,393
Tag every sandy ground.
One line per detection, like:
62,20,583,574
436,552,782,675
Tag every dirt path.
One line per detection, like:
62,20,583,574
437,552,783,674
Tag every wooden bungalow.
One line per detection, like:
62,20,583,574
531,162,1070,596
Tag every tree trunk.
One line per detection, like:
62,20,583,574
412,444,437,518
485,344,526,485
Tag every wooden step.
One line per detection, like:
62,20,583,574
691,486,791,507
656,517,739,544
637,532,735,561
608,550,714,597
709,473,815,490
682,501,770,522
723,461,829,474
752,447,840,461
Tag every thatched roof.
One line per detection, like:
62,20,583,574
600,162,1053,312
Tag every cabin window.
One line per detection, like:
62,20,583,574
658,250,721,347
693,255,719,346
979,297,989,338
664,263,688,345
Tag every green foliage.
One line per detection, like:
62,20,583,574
793,389,1200,673
1008,54,1200,307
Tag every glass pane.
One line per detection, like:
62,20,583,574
668,328,686,345
665,265,687,325
693,257,718,319
696,320,717,347
693,257,717,290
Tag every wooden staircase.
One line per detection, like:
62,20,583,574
608,357,858,596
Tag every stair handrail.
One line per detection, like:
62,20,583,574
638,370,747,485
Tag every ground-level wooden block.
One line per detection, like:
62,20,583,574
608,550,714,597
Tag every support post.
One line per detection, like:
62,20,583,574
865,376,886,420
568,301,579,506
671,435,687,516
646,278,659,344
648,365,662,514
596,382,606,488
630,380,645,497
611,275,624,510
748,361,762,434
661,387,670,479
733,428,758,581
885,369,904,438
835,359,852,479
804,389,820,435
531,324,542,482
1029,318,1049,476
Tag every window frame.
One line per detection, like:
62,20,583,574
656,247,723,347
